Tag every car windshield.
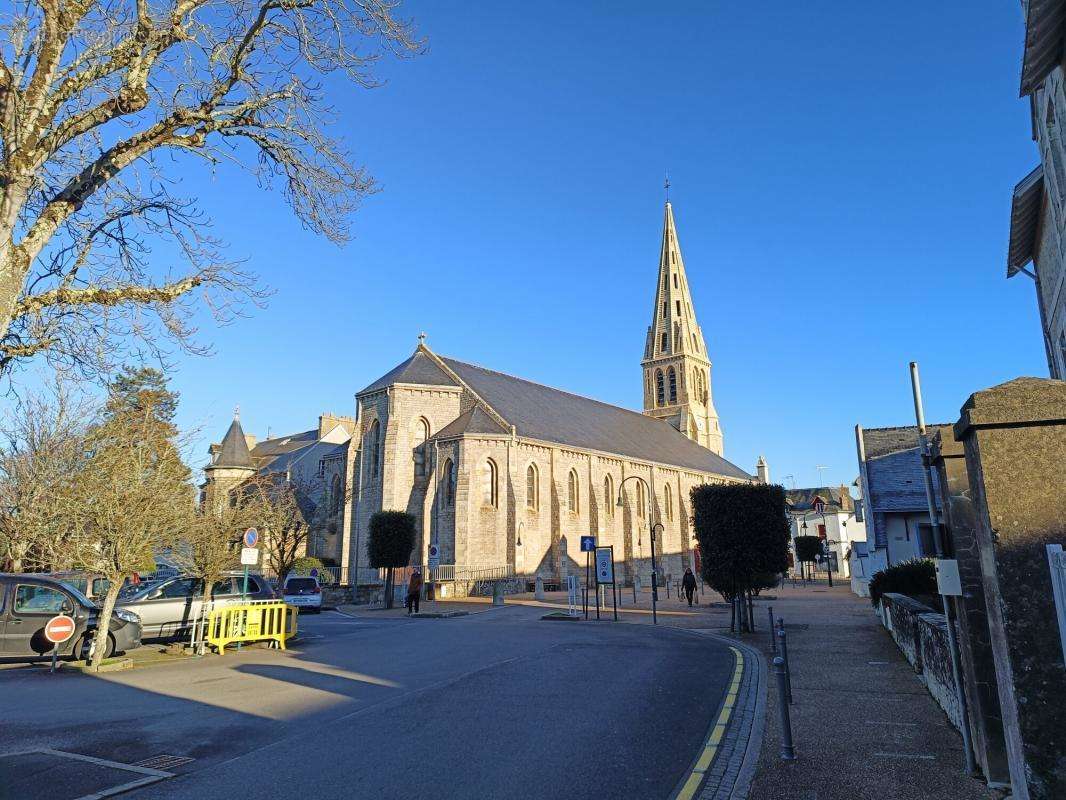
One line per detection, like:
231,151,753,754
57,581,94,608
285,578,318,592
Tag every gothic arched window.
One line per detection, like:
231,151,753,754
636,481,646,518
568,469,579,514
604,474,614,517
526,463,539,510
483,459,498,508
441,458,455,508
366,420,381,479
668,367,677,404
664,483,673,521
412,417,430,476
330,474,343,518
655,370,665,407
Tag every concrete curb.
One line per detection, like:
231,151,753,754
669,629,767,800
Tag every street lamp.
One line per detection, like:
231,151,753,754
800,519,809,582
616,475,659,625
817,506,833,588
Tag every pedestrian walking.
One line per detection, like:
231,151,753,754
682,568,697,607
406,569,423,615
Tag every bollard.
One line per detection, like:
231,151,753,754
492,581,505,606
773,657,797,760
534,576,545,601
769,606,777,654
777,626,793,704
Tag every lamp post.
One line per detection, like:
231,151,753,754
819,508,833,588
617,475,659,625
515,522,523,575
800,519,809,582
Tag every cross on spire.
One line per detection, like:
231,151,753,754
417,331,427,346
234,405,240,421
664,171,671,203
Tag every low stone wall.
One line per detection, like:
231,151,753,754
880,593,962,731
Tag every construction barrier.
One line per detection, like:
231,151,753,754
204,601,297,654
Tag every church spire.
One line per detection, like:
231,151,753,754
641,199,724,455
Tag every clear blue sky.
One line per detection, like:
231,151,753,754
161,1,1042,488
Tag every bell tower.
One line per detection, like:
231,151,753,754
641,199,724,455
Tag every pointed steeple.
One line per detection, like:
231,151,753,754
214,410,254,469
641,200,724,455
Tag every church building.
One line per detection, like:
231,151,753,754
203,201,752,585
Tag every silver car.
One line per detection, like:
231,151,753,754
119,572,275,639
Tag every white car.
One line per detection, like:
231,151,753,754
282,575,322,613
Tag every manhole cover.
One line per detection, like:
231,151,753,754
133,754,194,770
0,749,171,800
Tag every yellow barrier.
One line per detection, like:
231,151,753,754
204,601,297,654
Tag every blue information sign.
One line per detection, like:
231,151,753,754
580,535,596,552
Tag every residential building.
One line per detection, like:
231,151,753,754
785,486,866,579
853,424,949,574
1007,2,1066,378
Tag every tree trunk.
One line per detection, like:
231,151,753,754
747,591,755,632
384,567,394,609
91,580,123,669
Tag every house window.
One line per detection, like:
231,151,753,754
412,417,430,476
568,469,579,513
661,301,667,319
676,300,681,316
483,459,498,508
526,463,539,510
1059,330,1066,377
660,332,668,353
1046,101,1066,212
668,367,677,404
817,524,826,540
673,274,678,289
664,483,673,521
604,475,614,517
655,370,665,406
441,459,455,508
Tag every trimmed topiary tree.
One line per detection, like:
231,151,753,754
368,511,416,609
691,483,791,632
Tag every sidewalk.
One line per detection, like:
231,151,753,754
741,582,1001,800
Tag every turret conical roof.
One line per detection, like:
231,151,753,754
214,412,254,469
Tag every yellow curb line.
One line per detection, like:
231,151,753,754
675,646,744,800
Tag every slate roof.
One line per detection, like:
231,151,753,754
860,425,948,514
358,351,457,395
438,356,751,478
786,486,855,513
249,429,318,472
214,417,254,469
435,406,509,439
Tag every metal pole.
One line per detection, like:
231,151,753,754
773,656,796,759
650,523,658,625
823,511,833,587
50,643,58,674
769,606,777,654
778,624,793,704
909,361,976,776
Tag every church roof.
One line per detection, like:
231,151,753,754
214,415,254,469
438,356,750,479
434,406,509,439
358,351,457,395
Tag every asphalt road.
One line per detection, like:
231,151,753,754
0,605,735,800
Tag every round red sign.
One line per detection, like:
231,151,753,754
44,614,77,644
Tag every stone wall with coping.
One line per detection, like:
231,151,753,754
880,593,963,731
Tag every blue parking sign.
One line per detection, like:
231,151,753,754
580,535,596,552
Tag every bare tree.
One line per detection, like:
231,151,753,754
239,472,318,580
68,402,193,667
0,1,422,376
173,502,245,606
0,380,89,569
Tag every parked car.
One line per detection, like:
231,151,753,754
281,575,322,613
118,572,275,639
0,573,141,660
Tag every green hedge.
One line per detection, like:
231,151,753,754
869,558,937,608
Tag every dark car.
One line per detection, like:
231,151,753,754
0,574,142,660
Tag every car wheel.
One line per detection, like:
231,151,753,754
73,633,116,661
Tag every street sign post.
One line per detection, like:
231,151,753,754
595,546,618,621
580,536,596,552
427,543,440,570
580,536,596,618
44,614,76,673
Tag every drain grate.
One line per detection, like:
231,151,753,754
133,754,194,770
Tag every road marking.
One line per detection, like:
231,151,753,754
0,748,173,799
674,646,744,800
865,720,918,726
873,751,936,760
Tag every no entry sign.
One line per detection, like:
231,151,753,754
44,614,76,644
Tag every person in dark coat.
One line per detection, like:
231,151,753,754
406,569,423,615
682,568,698,607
